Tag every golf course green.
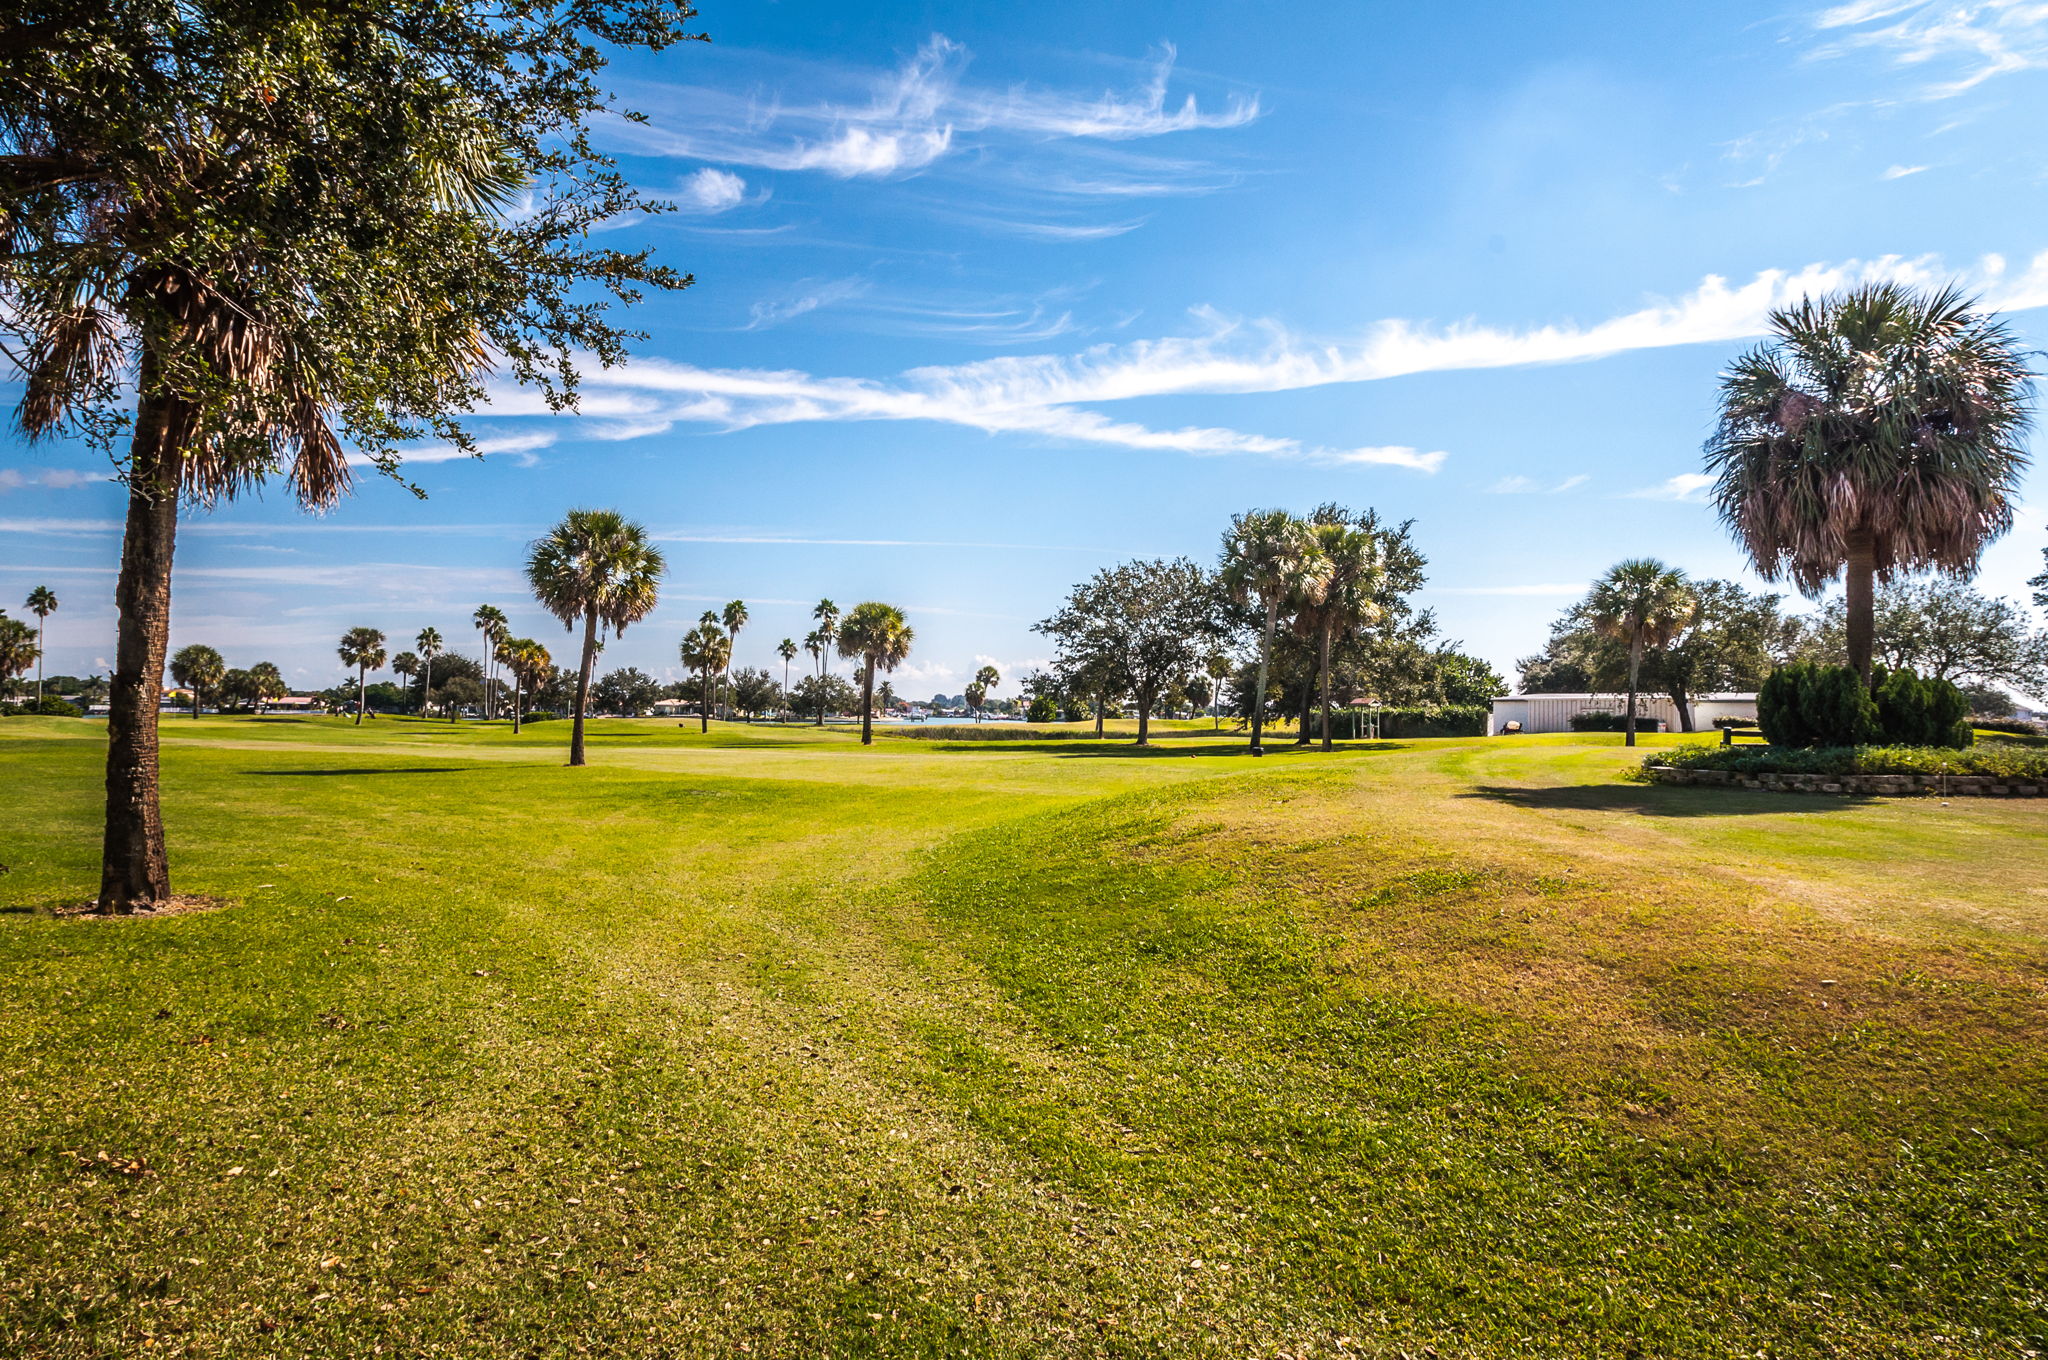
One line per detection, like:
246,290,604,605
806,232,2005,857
2,715,2043,1358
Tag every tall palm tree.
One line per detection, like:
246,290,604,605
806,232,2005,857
1293,511,1385,752
526,510,666,767
337,627,388,726
1205,652,1232,730
473,606,509,721
499,637,549,735
719,599,748,720
836,603,914,747
24,587,57,704
776,638,799,716
392,650,421,709
1588,559,1698,747
971,664,1000,721
680,618,730,734
168,643,224,720
248,661,285,715
1706,283,2033,683
810,600,840,726
1220,509,1329,755
415,626,444,717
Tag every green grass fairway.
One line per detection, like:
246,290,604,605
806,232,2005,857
3,716,2045,1358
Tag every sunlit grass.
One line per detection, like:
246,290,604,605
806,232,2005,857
1,715,2042,1357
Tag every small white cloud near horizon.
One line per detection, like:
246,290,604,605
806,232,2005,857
1882,163,1929,179
1624,472,1715,502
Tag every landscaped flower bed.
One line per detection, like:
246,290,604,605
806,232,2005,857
1642,741,2048,797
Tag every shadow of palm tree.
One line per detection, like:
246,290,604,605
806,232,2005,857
1458,783,1870,817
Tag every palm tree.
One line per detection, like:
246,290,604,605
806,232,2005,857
415,627,444,717
680,617,730,734
337,627,388,726
392,650,420,709
1294,511,1384,752
499,637,549,734
810,600,841,725
249,661,286,715
836,602,914,747
972,664,1001,721
1706,283,2033,683
1220,510,1329,755
473,606,509,720
0,615,42,704
1204,652,1232,730
168,643,224,719
526,510,666,766
720,599,748,720
776,638,798,716
1588,560,1698,747
24,587,57,704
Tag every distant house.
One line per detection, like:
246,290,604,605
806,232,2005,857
265,695,319,711
650,698,694,717
1488,692,1758,735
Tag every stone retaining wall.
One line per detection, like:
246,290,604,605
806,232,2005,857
1644,766,2045,797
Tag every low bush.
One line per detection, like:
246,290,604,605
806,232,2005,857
1711,715,1754,729
1025,693,1058,724
1758,661,1970,749
1973,717,2043,737
1651,741,2048,780
1568,711,1639,733
0,696,84,717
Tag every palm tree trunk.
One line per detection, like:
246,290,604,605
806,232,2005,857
782,659,790,717
34,618,44,705
512,675,523,735
422,657,433,717
815,656,826,726
1294,681,1312,745
1844,525,1877,684
1625,637,1643,747
192,685,201,719
700,665,711,733
570,607,598,766
1251,601,1278,753
1319,625,1335,752
860,659,875,746
99,381,187,913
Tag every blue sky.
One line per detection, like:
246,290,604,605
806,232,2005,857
9,0,2048,696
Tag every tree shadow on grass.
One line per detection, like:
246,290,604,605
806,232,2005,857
250,767,465,777
1459,783,1871,817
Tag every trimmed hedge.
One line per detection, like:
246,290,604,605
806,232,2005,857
1974,717,2043,736
1373,706,1488,738
1651,741,2048,781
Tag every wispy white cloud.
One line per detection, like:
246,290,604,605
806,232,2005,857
614,35,1258,184
498,246,2048,475
1811,0,2048,98
0,467,106,493
351,431,557,469
1487,473,1588,495
1623,473,1715,502
746,276,872,329
1882,162,1930,178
